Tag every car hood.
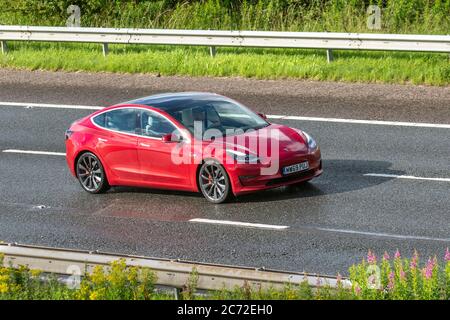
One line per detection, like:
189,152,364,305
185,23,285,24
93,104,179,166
205,124,309,160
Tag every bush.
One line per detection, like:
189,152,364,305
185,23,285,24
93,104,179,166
349,249,450,300
1,249,449,300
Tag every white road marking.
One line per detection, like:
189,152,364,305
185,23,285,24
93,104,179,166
364,173,450,182
189,218,289,230
1,101,449,129
2,149,66,156
315,227,450,243
267,115,450,129
0,102,102,110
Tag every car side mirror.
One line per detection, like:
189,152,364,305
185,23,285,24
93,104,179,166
257,112,267,120
162,132,183,143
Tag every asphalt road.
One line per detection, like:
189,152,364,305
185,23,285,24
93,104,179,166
0,70,449,276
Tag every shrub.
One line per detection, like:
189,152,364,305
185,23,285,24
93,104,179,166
349,249,450,300
0,250,449,300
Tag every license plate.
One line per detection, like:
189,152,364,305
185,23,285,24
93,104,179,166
282,161,309,175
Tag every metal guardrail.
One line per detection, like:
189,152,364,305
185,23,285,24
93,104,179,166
0,25,449,62
0,242,351,292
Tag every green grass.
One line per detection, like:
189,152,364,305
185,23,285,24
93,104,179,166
1,0,449,34
1,42,449,85
1,0,448,85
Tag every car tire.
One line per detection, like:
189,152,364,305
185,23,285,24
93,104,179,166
198,160,232,204
76,152,110,194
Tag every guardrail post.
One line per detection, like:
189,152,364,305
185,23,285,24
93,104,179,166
326,49,333,63
209,46,216,57
173,288,181,300
102,43,109,56
1,41,7,54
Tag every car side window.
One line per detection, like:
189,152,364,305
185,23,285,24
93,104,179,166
92,113,105,127
139,110,177,138
104,109,137,134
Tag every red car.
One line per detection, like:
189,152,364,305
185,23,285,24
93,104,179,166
65,92,322,203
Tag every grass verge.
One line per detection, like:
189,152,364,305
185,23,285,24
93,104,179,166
1,249,449,300
1,42,449,85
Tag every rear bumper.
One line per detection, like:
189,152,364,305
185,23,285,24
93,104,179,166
229,149,322,196
65,139,77,177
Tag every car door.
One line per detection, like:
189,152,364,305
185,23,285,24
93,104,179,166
93,108,140,184
136,109,191,189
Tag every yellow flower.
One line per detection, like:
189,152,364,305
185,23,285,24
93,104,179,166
0,283,8,294
89,291,99,300
89,288,106,300
30,269,42,277
90,266,106,285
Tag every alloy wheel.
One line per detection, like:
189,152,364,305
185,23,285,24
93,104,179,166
76,153,108,193
199,161,230,203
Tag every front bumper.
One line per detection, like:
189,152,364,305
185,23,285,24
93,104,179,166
229,149,322,196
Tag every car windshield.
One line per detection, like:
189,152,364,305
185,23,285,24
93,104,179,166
161,99,269,139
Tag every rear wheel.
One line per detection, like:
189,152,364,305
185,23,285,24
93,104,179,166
76,152,110,194
198,160,232,204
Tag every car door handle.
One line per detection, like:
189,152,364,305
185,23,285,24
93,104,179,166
98,138,108,143
139,142,151,148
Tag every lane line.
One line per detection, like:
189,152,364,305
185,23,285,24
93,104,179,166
364,173,450,182
190,219,449,243
314,227,450,243
2,149,66,156
189,218,289,230
1,101,449,129
0,102,102,110
267,115,450,129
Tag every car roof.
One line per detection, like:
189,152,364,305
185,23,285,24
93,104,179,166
125,92,225,111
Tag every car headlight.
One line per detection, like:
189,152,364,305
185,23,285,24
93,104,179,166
303,132,318,151
226,149,259,164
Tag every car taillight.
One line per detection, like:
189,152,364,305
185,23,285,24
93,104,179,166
65,129,74,140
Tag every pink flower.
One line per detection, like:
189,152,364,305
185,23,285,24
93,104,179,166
394,249,401,259
387,272,395,290
316,277,322,287
423,258,434,279
445,248,450,262
410,251,418,270
355,285,361,295
367,250,377,264
383,252,390,261
400,269,406,280
410,258,417,270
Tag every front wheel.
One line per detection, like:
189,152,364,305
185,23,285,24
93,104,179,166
198,160,232,204
76,152,110,194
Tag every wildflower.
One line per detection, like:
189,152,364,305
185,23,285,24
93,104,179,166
445,248,450,262
336,273,342,284
89,291,99,300
387,272,395,290
410,251,418,269
423,258,434,279
383,252,390,261
394,249,401,259
400,269,406,280
0,283,8,294
316,276,322,287
354,285,361,295
367,250,377,264
30,269,42,277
